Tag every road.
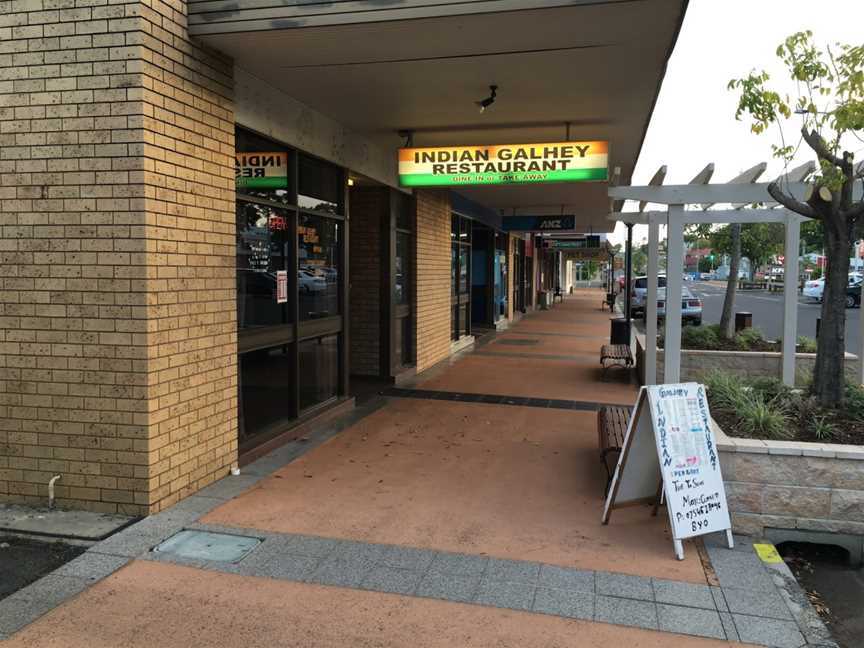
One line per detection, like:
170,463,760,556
687,281,862,354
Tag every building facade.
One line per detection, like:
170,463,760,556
0,0,686,514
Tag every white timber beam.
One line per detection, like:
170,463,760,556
608,180,863,205
644,213,661,384
664,205,685,383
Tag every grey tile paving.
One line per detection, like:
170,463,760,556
0,595,52,637
194,474,262,501
271,533,339,558
168,495,224,515
711,585,729,612
709,550,777,592
594,595,658,631
533,587,593,620
657,603,725,640
596,572,654,601
87,527,168,558
537,565,594,593
361,566,423,595
723,586,793,620
330,540,387,565
253,554,322,581
377,545,437,571
733,614,806,648
651,579,715,610
307,557,374,588
475,580,536,611
52,552,129,583
485,558,540,584
427,552,489,577
719,611,739,642
416,572,481,603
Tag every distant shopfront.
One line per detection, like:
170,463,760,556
235,127,349,453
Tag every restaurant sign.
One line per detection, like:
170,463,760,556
236,152,288,189
398,141,608,187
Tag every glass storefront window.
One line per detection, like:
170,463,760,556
299,335,339,411
298,155,341,214
236,201,290,329
239,345,294,439
298,213,340,320
459,246,469,294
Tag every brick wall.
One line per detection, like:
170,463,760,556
414,189,451,372
0,0,236,515
348,186,385,377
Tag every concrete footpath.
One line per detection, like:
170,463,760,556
0,291,837,647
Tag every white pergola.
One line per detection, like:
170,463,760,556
606,161,860,387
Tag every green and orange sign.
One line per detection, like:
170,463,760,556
398,141,608,187
236,152,288,189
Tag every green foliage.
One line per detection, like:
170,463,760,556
796,336,818,353
680,324,721,350
810,416,836,441
703,371,749,412
749,376,793,402
709,223,784,271
734,327,766,350
704,370,791,440
737,394,792,440
843,382,864,420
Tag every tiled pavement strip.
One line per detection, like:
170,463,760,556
0,419,837,648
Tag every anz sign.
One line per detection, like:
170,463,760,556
501,215,576,232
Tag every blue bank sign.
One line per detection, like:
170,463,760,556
501,215,575,232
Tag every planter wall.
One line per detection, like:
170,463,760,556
715,422,864,544
635,333,860,385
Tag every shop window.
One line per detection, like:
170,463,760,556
239,344,295,440
298,155,342,214
299,335,339,411
236,201,290,329
298,213,341,320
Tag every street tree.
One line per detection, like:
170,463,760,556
730,31,864,405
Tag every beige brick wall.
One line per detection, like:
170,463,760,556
414,189,451,372
0,0,236,515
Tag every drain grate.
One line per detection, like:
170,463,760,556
495,338,540,346
153,530,261,563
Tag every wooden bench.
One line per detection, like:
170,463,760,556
597,405,631,493
600,343,632,379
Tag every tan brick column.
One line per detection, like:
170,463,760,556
0,0,236,515
414,189,451,372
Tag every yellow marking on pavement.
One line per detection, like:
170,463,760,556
753,543,783,564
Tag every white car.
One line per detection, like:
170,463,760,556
803,273,863,301
657,286,703,324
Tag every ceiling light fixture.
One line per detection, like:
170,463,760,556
475,85,498,114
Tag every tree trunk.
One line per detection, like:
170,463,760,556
719,223,741,339
812,215,851,405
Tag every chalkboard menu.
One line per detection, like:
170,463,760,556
602,383,733,560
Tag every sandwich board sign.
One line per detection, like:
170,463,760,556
601,383,733,560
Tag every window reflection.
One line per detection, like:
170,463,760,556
298,155,341,214
236,201,289,329
239,345,294,439
298,213,340,320
395,231,409,305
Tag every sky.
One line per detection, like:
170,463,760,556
608,0,864,246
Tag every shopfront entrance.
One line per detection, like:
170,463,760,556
235,127,349,453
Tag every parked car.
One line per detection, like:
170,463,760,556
299,270,326,293
630,275,667,316
846,281,863,308
657,286,703,324
803,272,863,301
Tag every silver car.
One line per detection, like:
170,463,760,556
630,275,667,316
657,286,703,324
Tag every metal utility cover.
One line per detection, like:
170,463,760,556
496,338,540,346
154,530,260,563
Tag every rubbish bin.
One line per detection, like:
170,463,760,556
734,312,752,332
610,317,631,345
538,290,549,310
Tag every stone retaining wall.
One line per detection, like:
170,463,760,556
635,334,860,385
715,422,864,540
